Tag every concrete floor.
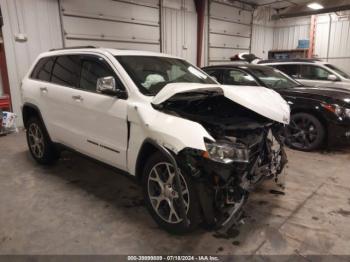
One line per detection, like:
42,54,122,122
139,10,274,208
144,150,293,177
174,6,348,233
1,131,350,255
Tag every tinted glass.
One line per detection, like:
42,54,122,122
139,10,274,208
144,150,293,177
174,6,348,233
204,69,221,82
31,57,55,81
248,67,300,89
274,64,300,78
115,56,215,95
223,69,258,86
80,56,117,92
51,55,80,87
299,65,330,80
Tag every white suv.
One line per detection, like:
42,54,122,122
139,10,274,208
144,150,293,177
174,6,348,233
21,47,290,234
258,59,350,90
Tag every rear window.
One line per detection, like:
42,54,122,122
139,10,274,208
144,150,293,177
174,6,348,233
51,55,81,88
30,57,55,82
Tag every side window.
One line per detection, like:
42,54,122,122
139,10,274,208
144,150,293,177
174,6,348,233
30,57,55,82
204,70,221,82
79,56,121,92
51,55,81,87
223,69,258,86
274,64,300,78
299,65,330,80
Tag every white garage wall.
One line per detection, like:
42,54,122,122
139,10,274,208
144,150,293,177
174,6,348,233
60,0,161,52
251,7,275,59
314,13,350,74
208,0,253,65
272,16,310,50
0,0,63,123
161,0,197,64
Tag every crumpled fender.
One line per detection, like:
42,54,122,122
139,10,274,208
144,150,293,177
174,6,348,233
127,103,214,153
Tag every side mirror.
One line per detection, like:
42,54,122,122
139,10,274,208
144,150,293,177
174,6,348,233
327,74,338,81
97,76,127,98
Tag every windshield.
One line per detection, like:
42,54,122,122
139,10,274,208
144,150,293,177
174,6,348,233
115,56,216,95
247,66,301,89
325,64,350,79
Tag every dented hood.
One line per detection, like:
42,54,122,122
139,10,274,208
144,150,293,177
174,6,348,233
152,83,290,124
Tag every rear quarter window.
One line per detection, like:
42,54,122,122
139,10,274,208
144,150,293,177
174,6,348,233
30,57,55,82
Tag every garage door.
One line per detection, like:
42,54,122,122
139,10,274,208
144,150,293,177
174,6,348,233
60,0,160,52
208,1,253,65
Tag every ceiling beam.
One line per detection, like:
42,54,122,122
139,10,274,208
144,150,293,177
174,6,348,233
272,0,350,19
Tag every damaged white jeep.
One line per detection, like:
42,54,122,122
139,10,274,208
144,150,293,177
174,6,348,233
22,47,290,234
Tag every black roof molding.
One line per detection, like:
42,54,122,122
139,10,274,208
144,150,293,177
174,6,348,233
49,46,97,52
258,58,322,64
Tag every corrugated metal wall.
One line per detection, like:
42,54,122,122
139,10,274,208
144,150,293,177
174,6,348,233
272,17,310,50
161,0,197,64
208,0,253,65
251,7,275,59
60,0,161,52
0,0,63,122
314,14,350,73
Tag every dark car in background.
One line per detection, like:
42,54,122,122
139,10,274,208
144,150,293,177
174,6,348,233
203,64,350,151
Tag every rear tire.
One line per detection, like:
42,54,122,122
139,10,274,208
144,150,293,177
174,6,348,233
142,152,201,234
26,117,60,165
285,113,325,151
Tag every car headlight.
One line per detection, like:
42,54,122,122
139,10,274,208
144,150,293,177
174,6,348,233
322,103,350,118
204,141,249,164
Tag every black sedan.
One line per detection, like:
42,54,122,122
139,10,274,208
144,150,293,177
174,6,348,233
202,64,350,151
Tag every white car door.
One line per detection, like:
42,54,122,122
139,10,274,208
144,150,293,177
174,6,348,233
38,55,83,145
66,54,128,170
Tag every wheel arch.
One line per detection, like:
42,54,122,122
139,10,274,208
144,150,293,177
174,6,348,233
22,103,52,141
135,139,163,182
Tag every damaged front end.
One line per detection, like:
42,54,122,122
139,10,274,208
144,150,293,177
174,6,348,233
154,90,288,228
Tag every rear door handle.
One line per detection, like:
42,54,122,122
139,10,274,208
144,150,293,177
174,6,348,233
72,95,83,101
40,87,48,93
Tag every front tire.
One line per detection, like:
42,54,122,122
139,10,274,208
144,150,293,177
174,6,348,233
26,117,59,165
285,113,325,151
142,152,201,234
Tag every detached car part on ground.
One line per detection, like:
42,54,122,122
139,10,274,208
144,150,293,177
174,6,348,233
22,49,290,234
203,64,350,151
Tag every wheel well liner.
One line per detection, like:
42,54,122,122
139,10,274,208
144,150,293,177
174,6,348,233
135,140,160,181
22,103,51,140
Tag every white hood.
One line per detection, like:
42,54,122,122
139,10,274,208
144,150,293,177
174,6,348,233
152,83,290,124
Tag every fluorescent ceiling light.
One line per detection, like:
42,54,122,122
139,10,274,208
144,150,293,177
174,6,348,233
307,2,324,10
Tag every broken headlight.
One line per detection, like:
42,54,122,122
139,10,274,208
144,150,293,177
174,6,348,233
204,141,249,164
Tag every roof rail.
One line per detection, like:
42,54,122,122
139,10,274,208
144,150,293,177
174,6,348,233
258,58,322,64
49,46,97,52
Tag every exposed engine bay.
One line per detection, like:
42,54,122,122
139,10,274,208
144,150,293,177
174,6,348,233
155,92,288,228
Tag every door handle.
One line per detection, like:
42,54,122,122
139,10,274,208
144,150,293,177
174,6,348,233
72,95,83,101
40,87,48,93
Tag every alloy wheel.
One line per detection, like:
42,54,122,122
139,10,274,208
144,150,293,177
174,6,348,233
285,116,318,150
28,123,45,158
147,162,190,224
